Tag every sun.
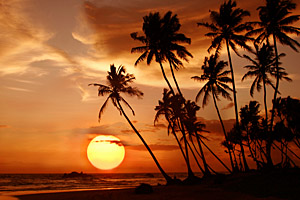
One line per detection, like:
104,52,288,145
87,135,125,170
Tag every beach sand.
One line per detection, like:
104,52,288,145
15,185,281,200
14,169,300,200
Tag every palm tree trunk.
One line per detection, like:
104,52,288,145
195,132,211,175
263,79,268,124
199,138,232,173
116,100,173,184
159,58,195,177
168,59,183,97
159,61,175,95
171,125,192,170
212,92,235,171
267,35,279,168
273,142,297,167
189,133,210,175
294,140,300,149
225,39,249,171
245,130,260,168
232,147,239,170
287,146,300,160
187,140,205,174
177,120,194,177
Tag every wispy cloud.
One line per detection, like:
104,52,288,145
0,125,9,128
5,86,33,93
127,144,179,151
222,102,234,110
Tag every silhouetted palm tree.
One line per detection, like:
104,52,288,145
183,100,211,175
131,12,174,94
161,11,193,96
89,64,173,184
154,89,189,171
131,11,192,96
274,97,300,151
242,43,278,124
154,89,195,177
247,0,300,165
240,101,262,168
192,54,235,171
132,11,199,179
198,0,252,171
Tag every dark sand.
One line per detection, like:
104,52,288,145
15,185,280,200
15,169,300,200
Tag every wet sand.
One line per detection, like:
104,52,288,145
14,169,300,200
15,185,281,200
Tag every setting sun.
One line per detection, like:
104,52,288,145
87,135,125,170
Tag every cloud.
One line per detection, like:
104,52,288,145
0,125,9,128
4,87,33,93
222,102,234,110
121,128,157,134
121,122,167,134
197,117,235,137
153,123,167,129
93,139,124,146
127,144,179,151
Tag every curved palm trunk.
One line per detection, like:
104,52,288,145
245,129,260,169
188,134,209,174
158,60,194,177
177,120,194,177
273,143,297,167
168,59,183,97
168,62,194,177
199,138,232,173
159,61,175,95
195,132,211,175
116,100,173,184
171,125,192,171
267,35,280,168
263,79,268,124
262,78,272,167
232,147,239,170
212,92,235,172
226,39,249,171
187,140,205,174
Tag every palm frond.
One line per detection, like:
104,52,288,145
98,97,110,122
120,97,135,116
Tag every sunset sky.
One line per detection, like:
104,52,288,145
0,0,300,174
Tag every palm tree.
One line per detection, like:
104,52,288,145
132,11,198,179
154,90,196,178
160,11,193,96
198,0,252,171
274,97,300,152
192,54,235,171
131,11,193,96
239,101,263,168
154,89,191,173
89,64,173,184
131,12,174,94
183,100,211,175
246,0,300,166
242,43,278,125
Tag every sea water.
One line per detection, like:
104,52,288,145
0,173,197,199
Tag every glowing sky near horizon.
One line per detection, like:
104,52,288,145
0,0,299,173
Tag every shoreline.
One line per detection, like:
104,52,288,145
3,168,300,200
13,184,280,200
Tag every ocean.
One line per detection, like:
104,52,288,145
0,172,198,199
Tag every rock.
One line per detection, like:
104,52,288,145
62,171,91,179
134,183,153,194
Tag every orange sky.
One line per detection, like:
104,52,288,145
0,0,300,173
